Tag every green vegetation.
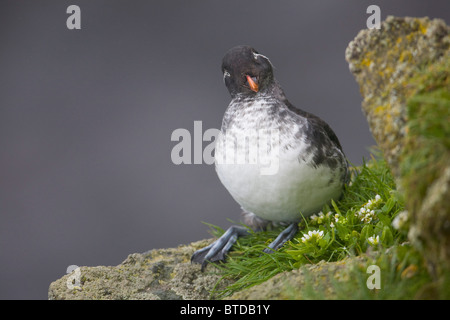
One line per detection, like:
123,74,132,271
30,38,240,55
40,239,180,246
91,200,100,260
205,155,434,299
401,55,450,214
398,53,450,296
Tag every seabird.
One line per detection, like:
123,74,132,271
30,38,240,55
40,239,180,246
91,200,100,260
191,45,348,271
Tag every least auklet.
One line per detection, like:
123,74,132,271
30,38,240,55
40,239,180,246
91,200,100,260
191,45,348,271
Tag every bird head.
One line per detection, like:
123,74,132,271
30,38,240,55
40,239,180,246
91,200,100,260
221,45,274,97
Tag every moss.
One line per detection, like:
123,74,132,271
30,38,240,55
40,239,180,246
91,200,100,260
401,54,449,210
399,53,450,290
227,244,434,300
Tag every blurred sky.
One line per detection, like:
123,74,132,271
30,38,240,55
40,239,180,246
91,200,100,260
0,0,449,299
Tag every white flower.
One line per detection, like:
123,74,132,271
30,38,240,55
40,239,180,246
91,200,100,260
360,209,376,223
365,194,382,210
317,212,325,224
301,230,324,243
310,211,332,224
330,222,335,228
357,195,382,223
392,210,409,230
368,235,380,246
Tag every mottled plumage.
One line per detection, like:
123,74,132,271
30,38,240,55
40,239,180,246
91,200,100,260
192,45,348,270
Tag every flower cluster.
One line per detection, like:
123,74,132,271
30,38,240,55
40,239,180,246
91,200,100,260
332,213,347,226
309,211,331,225
366,194,382,208
357,194,382,223
301,230,324,244
358,207,376,223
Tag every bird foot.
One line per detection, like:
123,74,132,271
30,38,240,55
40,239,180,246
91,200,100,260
191,225,250,271
262,223,299,254
191,222,299,271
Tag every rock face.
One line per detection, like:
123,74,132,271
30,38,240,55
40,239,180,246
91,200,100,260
227,257,367,300
345,16,449,178
49,16,450,300
346,16,450,281
48,239,233,300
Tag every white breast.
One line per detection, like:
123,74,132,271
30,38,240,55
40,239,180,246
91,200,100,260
215,98,344,223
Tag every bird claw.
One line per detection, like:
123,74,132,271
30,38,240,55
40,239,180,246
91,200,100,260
191,223,298,271
263,223,299,254
191,246,226,272
191,226,249,271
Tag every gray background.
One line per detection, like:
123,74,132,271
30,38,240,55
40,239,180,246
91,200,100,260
0,0,448,299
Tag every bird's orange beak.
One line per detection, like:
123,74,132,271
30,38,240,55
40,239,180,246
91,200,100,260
246,75,259,92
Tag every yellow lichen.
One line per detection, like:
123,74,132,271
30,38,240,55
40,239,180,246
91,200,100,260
361,57,373,68
406,33,416,43
418,22,428,35
374,105,386,115
384,113,393,133
399,50,412,63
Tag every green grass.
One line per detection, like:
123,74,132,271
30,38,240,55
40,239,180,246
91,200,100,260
203,154,431,299
401,55,450,215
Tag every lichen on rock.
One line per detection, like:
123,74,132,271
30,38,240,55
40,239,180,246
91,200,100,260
345,16,449,179
346,15,450,293
48,239,233,300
